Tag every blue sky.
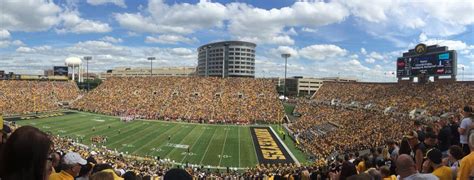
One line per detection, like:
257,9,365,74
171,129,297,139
1,0,473,81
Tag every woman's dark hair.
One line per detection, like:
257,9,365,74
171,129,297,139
448,145,464,160
92,163,113,174
123,171,139,180
0,126,52,180
78,163,93,177
399,138,411,156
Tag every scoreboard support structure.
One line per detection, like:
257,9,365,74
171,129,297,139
396,44,457,83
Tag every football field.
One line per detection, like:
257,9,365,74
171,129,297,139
14,112,301,168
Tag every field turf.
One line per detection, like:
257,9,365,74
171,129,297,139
14,112,303,168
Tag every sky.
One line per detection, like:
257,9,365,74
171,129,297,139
0,0,473,82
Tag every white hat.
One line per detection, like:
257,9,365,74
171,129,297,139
90,151,97,156
63,152,87,165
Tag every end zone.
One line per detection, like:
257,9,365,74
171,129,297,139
250,126,299,165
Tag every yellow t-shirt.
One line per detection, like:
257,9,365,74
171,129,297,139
457,152,474,180
49,170,74,180
357,161,366,173
383,175,397,180
432,166,452,180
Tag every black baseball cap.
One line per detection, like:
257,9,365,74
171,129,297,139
464,106,473,113
426,148,442,164
2,124,11,134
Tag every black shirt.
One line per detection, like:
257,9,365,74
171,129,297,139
438,125,452,152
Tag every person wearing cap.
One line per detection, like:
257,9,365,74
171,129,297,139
457,133,474,180
405,130,426,172
458,105,473,155
49,152,87,180
422,148,452,180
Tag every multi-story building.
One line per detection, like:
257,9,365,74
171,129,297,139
197,41,256,78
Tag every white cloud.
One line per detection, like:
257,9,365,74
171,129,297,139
365,58,376,64
170,48,194,56
115,0,227,35
145,35,198,44
420,38,474,55
0,0,61,32
0,29,11,39
15,46,52,53
301,27,317,33
116,0,348,45
100,36,123,43
0,40,24,48
419,33,428,42
56,10,112,34
360,48,367,55
226,1,349,45
66,40,129,56
341,0,474,38
367,51,384,60
273,46,299,58
86,0,126,8
299,44,347,61
1,41,198,74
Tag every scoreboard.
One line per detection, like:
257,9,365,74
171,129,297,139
396,50,456,78
54,66,69,76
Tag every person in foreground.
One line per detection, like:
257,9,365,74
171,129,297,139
457,133,474,180
49,152,87,180
395,154,438,180
0,126,53,180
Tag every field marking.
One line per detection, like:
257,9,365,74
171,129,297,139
180,126,206,163
218,126,230,167
106,123,155,147
162,126,197,158
249,127,259,165
199,126,219,165
116,123,169,152
269,126,300,165
238,127,241,167
130,124,180,154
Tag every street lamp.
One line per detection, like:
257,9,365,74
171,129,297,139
281,53,291,99
83,56,92,91
147,57,156,77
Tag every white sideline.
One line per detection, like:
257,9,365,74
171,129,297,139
269,126,300,166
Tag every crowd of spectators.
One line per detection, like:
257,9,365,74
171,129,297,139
0,80,79,116
314,82,474,116
290,101,413,162
73,77,284,124
1,122,473,180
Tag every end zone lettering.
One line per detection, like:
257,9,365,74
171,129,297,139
250,127,294,165
254,128,286,160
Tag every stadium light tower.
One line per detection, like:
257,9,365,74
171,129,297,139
83,56,92,91
147,57,156,77
281,53,291,99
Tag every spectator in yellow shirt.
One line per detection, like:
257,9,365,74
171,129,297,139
424,148,452,180
50,152,87,180
457,133,474,180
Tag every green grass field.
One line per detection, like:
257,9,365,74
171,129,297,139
15,112,306,168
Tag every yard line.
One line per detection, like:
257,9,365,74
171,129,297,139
218,126,230,167
238,127,241,167
180,126,206,163
199,126,219,165
163,125,197,158
131,124,180,154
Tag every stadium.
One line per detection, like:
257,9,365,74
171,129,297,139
1,0,474,179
